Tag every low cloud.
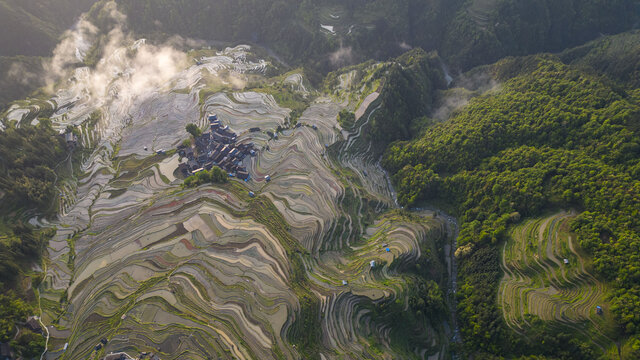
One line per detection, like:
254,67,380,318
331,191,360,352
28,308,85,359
398,41,412,51
329,46,354,67
43,17,99,91
454,71,500,93
41,1,188,111
432,72,501,121
432,90,472,121
7,62,41,86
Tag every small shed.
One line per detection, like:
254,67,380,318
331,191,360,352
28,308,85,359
370,260,376,268
342,280,348,286
265,175,271,182
237,170,250,180
249,191,255,198
596,306,603,315
25,317,42,334
563,258,569,265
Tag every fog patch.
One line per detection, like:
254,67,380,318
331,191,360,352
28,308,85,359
165,35,207,50
43,17,99,91
399,42,413,51
432,88,474,121
432,71,501,121
7,62,41,86
329,46,354,67
40,1,190,115
453,71,501,93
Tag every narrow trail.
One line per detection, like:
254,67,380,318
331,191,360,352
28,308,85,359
38,262,50,360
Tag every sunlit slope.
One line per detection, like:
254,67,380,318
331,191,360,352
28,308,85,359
498,212,617,354
28,44,452,358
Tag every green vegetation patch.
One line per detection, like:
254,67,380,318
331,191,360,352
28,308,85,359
183,167,229,188
383,56,640,357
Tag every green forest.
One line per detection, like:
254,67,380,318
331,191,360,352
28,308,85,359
2,0,637,111
0,118,72,357
1,0,640,358
381,52,640,358
112,0,639,72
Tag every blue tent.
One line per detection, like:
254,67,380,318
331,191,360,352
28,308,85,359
385,248,390,252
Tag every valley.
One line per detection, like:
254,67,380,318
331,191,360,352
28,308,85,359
2,37,455,359
2,1,640,360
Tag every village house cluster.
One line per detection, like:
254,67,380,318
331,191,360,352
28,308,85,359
177,114,256,180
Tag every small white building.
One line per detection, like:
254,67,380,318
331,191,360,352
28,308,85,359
342,280,348,286
563,258,569,264
370,260,376,268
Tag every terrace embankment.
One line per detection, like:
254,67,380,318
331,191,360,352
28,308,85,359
20,43,453,359
498,212,618,356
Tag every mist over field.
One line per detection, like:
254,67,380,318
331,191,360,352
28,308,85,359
1,1,640,360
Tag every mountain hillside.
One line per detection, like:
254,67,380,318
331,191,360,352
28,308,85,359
0,0,97,56
382,47,640,358
112,0,639,71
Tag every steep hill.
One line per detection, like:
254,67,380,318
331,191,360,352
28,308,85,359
382,50,640,358
110,0,639,72
0,0,97,56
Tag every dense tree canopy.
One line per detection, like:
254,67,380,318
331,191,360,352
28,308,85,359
110,0,639,72
365,48,446,148
383,56,640,357
0,119,68,211
183,166,229,188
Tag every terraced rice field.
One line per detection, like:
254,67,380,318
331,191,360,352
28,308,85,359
7,40,455,359
498,212,618,354
466,0,499,29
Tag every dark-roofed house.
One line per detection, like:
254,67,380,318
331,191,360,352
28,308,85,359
187,160,199,171
237,170,249,180
26,317,42,334
65,132,77,144
178,163,190,176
